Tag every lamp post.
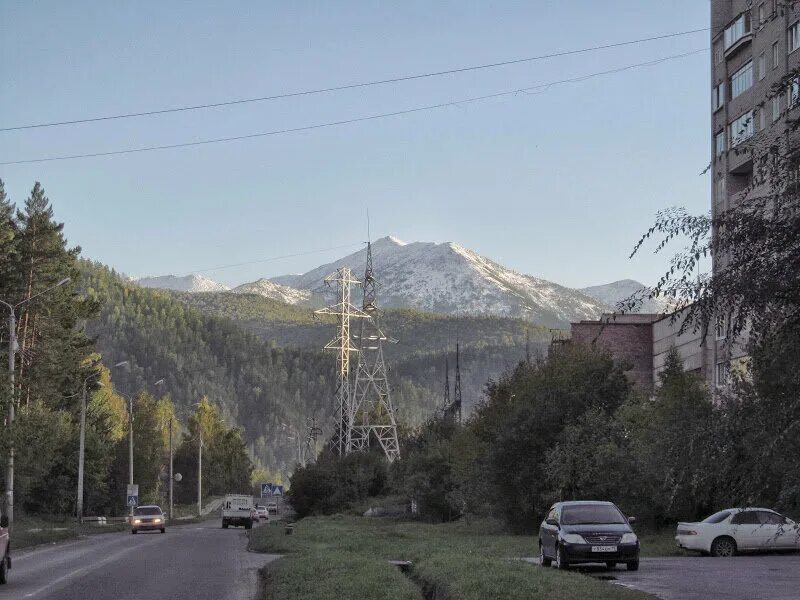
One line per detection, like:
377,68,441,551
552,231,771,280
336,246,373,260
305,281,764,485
76,367,103,523
1,277,71,525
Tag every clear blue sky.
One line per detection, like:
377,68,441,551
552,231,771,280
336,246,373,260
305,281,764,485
1,1,710,289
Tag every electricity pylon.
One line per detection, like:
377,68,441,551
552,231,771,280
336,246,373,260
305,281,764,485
443,343,462,423
315,268,368,456
350,241,401,462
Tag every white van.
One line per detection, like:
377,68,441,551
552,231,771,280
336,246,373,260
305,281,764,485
221,494,254,529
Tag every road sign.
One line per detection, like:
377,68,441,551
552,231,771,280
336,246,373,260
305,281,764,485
261,483,273,497
127,484,139,507
272,485,284,497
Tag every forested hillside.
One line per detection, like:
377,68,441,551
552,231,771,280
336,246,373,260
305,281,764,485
84,264,548,478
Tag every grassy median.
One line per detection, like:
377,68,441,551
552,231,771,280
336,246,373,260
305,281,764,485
250,516,653,600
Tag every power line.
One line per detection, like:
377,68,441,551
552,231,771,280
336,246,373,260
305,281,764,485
0,28,708,133
0,48,707,166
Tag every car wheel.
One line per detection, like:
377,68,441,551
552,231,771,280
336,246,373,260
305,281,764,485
131,529,137,535
222,522,228,529
606,561,617,570
539,543,552,567
0,553,7,585
626,560,639,571
555,545,569,570
160,528,165,534
710,536,736,557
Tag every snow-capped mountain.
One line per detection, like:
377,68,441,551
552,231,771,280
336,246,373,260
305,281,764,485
136,274,230,293
580,279,673,314
271,236,608,327
232,278,313,305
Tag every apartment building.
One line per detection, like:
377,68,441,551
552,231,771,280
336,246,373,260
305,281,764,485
710,0,800,386
565,3,799,392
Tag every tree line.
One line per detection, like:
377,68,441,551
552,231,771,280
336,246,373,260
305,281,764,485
0,181,252,517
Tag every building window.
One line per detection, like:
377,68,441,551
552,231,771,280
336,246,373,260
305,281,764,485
712,82,725,111
758,52,766,80
789,77,800,108
731,61,753,98
773,41,780,68
715,362,730,387
730,111,755,146
716,315,728,340
759,107,766,130
773,94,782,121
724,13,752,49
759,2,767,26
714,41,723,65
715,176,727,204
790,22,800,54
716,130,727,156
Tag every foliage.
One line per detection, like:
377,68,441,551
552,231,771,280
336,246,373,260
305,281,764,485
288,451,389,518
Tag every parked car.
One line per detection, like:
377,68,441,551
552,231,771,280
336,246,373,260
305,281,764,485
131,505,166,534
676,508,799,556
538,501,640,571
266,501,278,515
0,510,10,584
255,505,269,520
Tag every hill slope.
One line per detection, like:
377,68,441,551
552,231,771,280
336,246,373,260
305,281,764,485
136,274,229,292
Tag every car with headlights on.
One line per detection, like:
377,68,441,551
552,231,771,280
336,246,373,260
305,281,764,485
131,505,166,534
538,501,640,570
676,508,799,556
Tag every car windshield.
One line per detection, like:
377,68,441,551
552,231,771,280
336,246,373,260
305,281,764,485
560,504,626,525
702,510,733,524
134,506,162,516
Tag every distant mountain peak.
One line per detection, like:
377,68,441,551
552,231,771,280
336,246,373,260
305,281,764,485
270,238,607,327
579,280,673,314
232,278,312,305
136,274,229,293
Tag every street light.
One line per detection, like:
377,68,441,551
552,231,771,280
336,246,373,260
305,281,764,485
76,363,103,523
1,276,71,525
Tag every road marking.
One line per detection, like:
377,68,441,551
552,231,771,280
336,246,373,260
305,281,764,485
22,536,162,598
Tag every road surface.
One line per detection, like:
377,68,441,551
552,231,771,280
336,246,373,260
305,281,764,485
0,521,279,600
527,554,800,599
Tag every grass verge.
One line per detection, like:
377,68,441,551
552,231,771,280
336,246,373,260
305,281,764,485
250,515,653,600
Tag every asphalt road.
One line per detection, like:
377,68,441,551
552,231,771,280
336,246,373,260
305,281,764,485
0,521,279,600
529,554,800,599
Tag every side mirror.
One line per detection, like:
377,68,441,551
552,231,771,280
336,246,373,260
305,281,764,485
0,515,8,528
546,518,558,527
628,516,637,525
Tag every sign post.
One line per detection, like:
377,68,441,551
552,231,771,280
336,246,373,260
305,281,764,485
127,483,139,509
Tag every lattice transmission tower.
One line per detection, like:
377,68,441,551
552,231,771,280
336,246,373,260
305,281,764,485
443,343,462,423
315,268,368,456
350,241,401,462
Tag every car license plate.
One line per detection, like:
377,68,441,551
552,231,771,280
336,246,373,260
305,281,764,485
591,545,617,553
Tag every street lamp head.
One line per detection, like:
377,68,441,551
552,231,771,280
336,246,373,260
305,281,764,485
114,360,130,371
57,277,71,287
154,379,165,386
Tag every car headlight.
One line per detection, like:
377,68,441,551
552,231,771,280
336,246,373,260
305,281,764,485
560,533,585,544
134,519,141,524
621,533,638,544
153,518,161,524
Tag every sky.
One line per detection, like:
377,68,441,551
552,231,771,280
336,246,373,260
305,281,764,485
1,1,711,289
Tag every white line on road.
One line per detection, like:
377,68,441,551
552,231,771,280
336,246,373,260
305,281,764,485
21,536,161,598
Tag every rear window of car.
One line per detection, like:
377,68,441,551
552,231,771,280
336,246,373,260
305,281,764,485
134,506,162,516
702,510,733,524
758,511,786,525
560,504,627,525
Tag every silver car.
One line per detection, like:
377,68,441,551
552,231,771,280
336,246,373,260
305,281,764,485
131,505,166,534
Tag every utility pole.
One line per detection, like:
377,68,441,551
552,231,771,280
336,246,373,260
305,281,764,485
128,393,134,518
197,427,202,517
169,417,174,520
1,277,70,525
77,379,88,522
4,309,15,524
